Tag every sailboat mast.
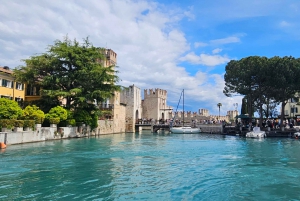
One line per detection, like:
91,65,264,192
183,89,184,127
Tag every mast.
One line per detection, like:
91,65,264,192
183,89,184,127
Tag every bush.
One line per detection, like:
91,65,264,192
24,120,35,128
0,119,15,129
23,105,45,124
66,119,76,126
74,110,92,125
49,118,60,124
45,106,67,122
0,98,23,119
14,120,24,127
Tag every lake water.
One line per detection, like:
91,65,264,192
1,131,300,200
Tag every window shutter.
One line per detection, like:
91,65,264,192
11,81,14,88
22,84,24,90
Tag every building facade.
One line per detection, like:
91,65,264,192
0,66,25,103
120,85,142,132
142,88,173,121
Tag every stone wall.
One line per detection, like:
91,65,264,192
120,85,142,132
142,88,172,120
0,126,79,145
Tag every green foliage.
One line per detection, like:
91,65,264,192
24,120,35,128
90,113,98,130
74,110,92,125
223,56,300,127
101,110,112,117
0,119,15,129
23,105,45,124
49,118,60,124
0,98,23,120
14,120,24,127
66,119,76,126
45,106,67,122
14,36,121,111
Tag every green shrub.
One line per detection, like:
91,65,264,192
14,120,24,127
23,105,45,124
74,110,92,125
24,120,35,128
49,118,60,124
0,98,23,119
45,106,67,122
66,119,76,126
0,119,15,129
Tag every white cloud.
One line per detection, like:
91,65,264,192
180,52,230,66
194,42,208,48
212,48,222,54
279,20,292,27
0,0,239,115
210,36,241,45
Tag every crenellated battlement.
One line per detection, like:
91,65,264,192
144,88,167,99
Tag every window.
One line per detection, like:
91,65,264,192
1,79,13,88
16,82,24,90
291,107,298,113
26,85,40,96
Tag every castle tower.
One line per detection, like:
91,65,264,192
120,85,142,132
142,88,172,121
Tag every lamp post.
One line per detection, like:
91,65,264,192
217,103,222,120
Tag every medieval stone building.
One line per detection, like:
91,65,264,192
142,88,173,121
120,85,142,132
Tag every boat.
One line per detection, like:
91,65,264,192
293,132,300,139
170,126,201,134
170,89,201,134
245,127,266,138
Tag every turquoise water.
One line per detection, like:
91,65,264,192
1,131,300,200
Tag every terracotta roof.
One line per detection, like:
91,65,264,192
0,66,13,74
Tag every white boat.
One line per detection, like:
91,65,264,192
293,132,300,139
169,89,201,134
246,127,266,138
170,126,201,134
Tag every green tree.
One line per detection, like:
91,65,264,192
224,56,269,127
0,98,23,119
45,106,68,122
23,105,45,124
14,36,120,111
267,56,300,127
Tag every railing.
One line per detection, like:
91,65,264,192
98,104,114,110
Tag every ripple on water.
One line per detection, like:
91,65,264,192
1,133,300,200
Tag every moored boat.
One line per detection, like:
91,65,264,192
246,127,266,138
170,126,201,134
169,89,201,134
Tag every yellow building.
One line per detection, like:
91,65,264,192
0,66,25,102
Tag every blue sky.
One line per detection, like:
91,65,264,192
1,0,300,116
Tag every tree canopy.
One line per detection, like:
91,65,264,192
14,36,120,112
224,56,300,128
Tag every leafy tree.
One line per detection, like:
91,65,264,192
45,106,68,122
14,36,120,111
224,56,269,127
0,98,23,119
23,105,45,124
267,56,300,127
